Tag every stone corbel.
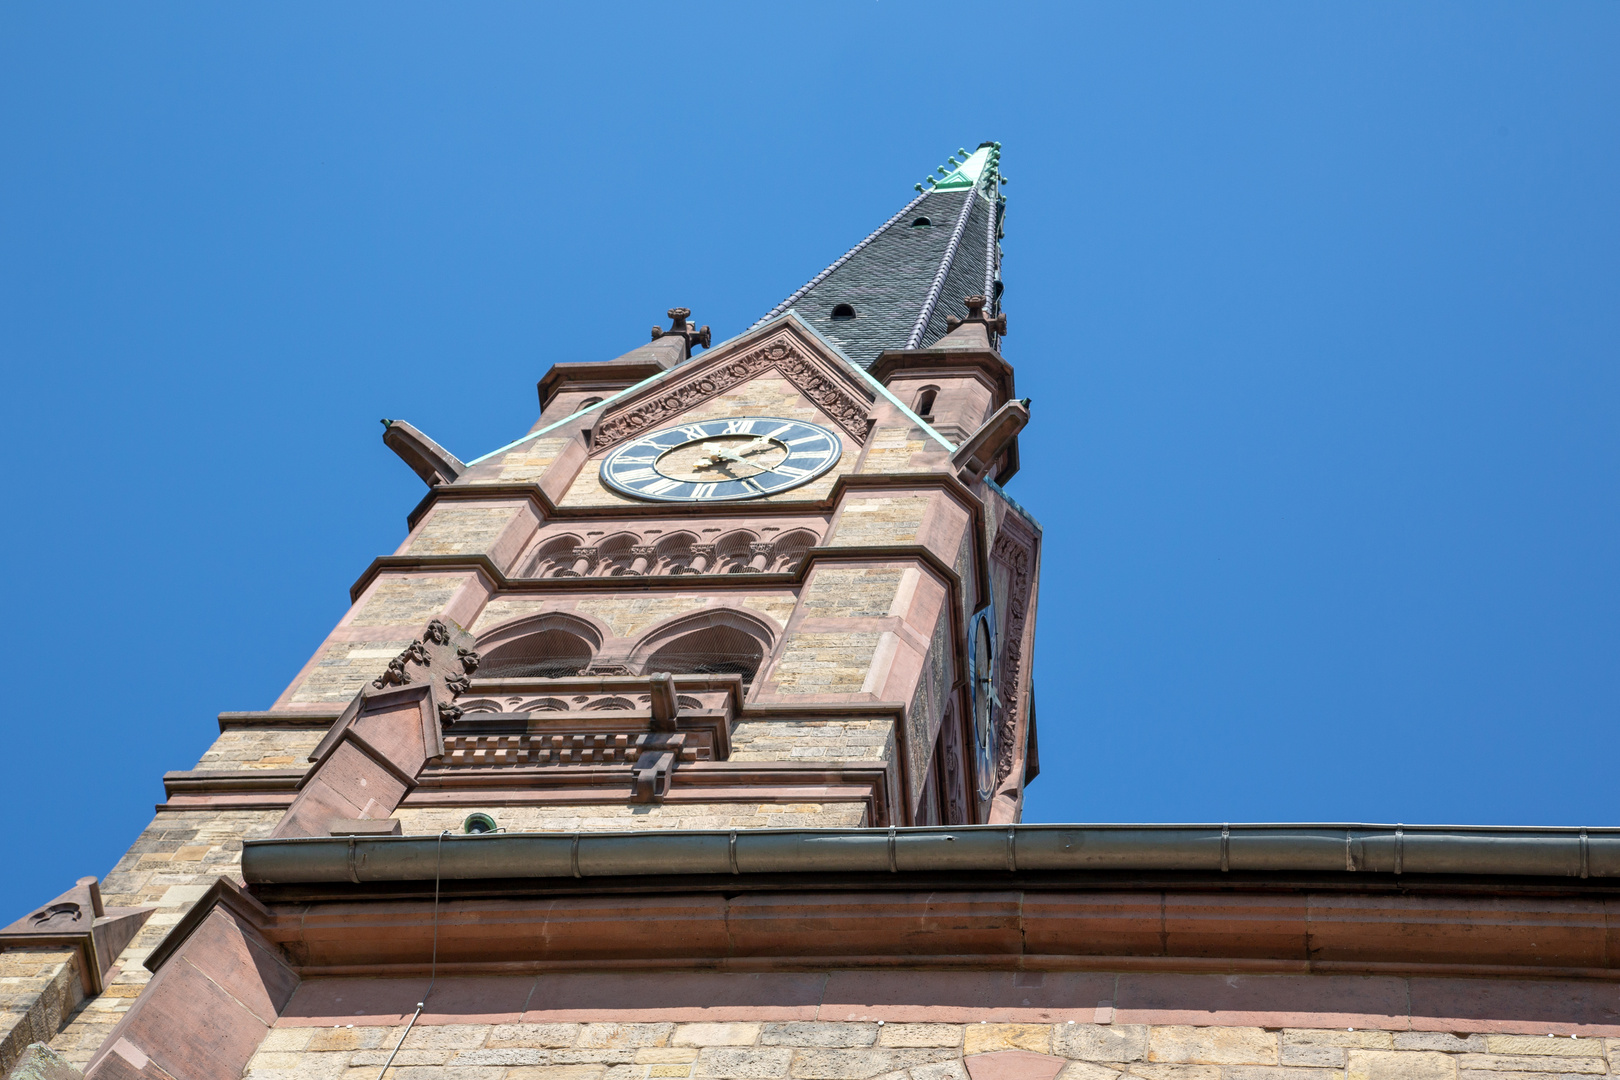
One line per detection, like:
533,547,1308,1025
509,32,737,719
951,398,1030,483
630,734,685,803
630,673,685,800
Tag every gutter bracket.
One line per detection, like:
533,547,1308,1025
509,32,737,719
1220,824,1230,873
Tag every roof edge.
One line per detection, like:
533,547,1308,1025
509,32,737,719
243,822,1620,885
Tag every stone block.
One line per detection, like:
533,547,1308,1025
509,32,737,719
639,1049,703,1064
1277,1044,1343,1068
1455,1053,1605,1073
963,1025,1052,1056
1481,1036,1600,1057
506,1068,610,1080
6,1044,83,1080
876,1025,960,1049
351,1050,452,1066
789,1050,905,1080
1281,1030,1391,1050
761,1024,878,1048
1345,1049,1457,1080
910,1061,970,1080
1395,1034,1485,1052
260,1029,318,1053
310,1027,393,1052
452,1049,547,1066
579,1023,675,1049
1146,1028,1276,1066
694,1047,794,1078
1122,1065,1219,1080
1052,1024,1146,1062
400,1025,494,1050
1054,1065,1120,1080
675,1025,763,1048
1219,1069,1339,1080
489,1023,582,1049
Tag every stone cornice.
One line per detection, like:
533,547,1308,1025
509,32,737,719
536,360,667,410
869,346,1015,401
404,470,983,531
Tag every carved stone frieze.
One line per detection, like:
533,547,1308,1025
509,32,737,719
593,336,874,450
372,640,431,689
989,521,1035,787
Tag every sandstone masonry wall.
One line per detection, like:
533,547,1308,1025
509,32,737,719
391,802,867,833
243,1018,1619,1080
0,948,82,1079
48,809,283,1067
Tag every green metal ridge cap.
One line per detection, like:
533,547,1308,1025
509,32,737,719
929,143,997,192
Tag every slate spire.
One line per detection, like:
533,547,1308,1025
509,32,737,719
753,142,1006,367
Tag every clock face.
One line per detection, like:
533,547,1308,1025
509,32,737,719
599,416,843,502
969,608,998,803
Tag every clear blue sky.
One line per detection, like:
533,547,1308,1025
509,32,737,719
2,3,1616,919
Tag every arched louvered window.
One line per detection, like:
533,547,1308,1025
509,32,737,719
643,625,766,688
478,628,593,679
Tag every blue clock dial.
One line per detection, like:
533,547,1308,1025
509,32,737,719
599,416,843,502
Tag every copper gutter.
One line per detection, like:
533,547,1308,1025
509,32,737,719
242,822,1618,885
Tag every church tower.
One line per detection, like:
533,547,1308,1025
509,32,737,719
262,137,1039,836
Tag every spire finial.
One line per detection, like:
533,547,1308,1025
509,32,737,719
945,295,1007,337
651,307,711,352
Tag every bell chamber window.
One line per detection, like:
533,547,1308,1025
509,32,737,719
478,629,593,679
830,304,856,321
643,625,766,688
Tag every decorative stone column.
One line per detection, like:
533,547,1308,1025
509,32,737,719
686,544,715,574
628,546,658,576
746,542,774,572
561,547,597,577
